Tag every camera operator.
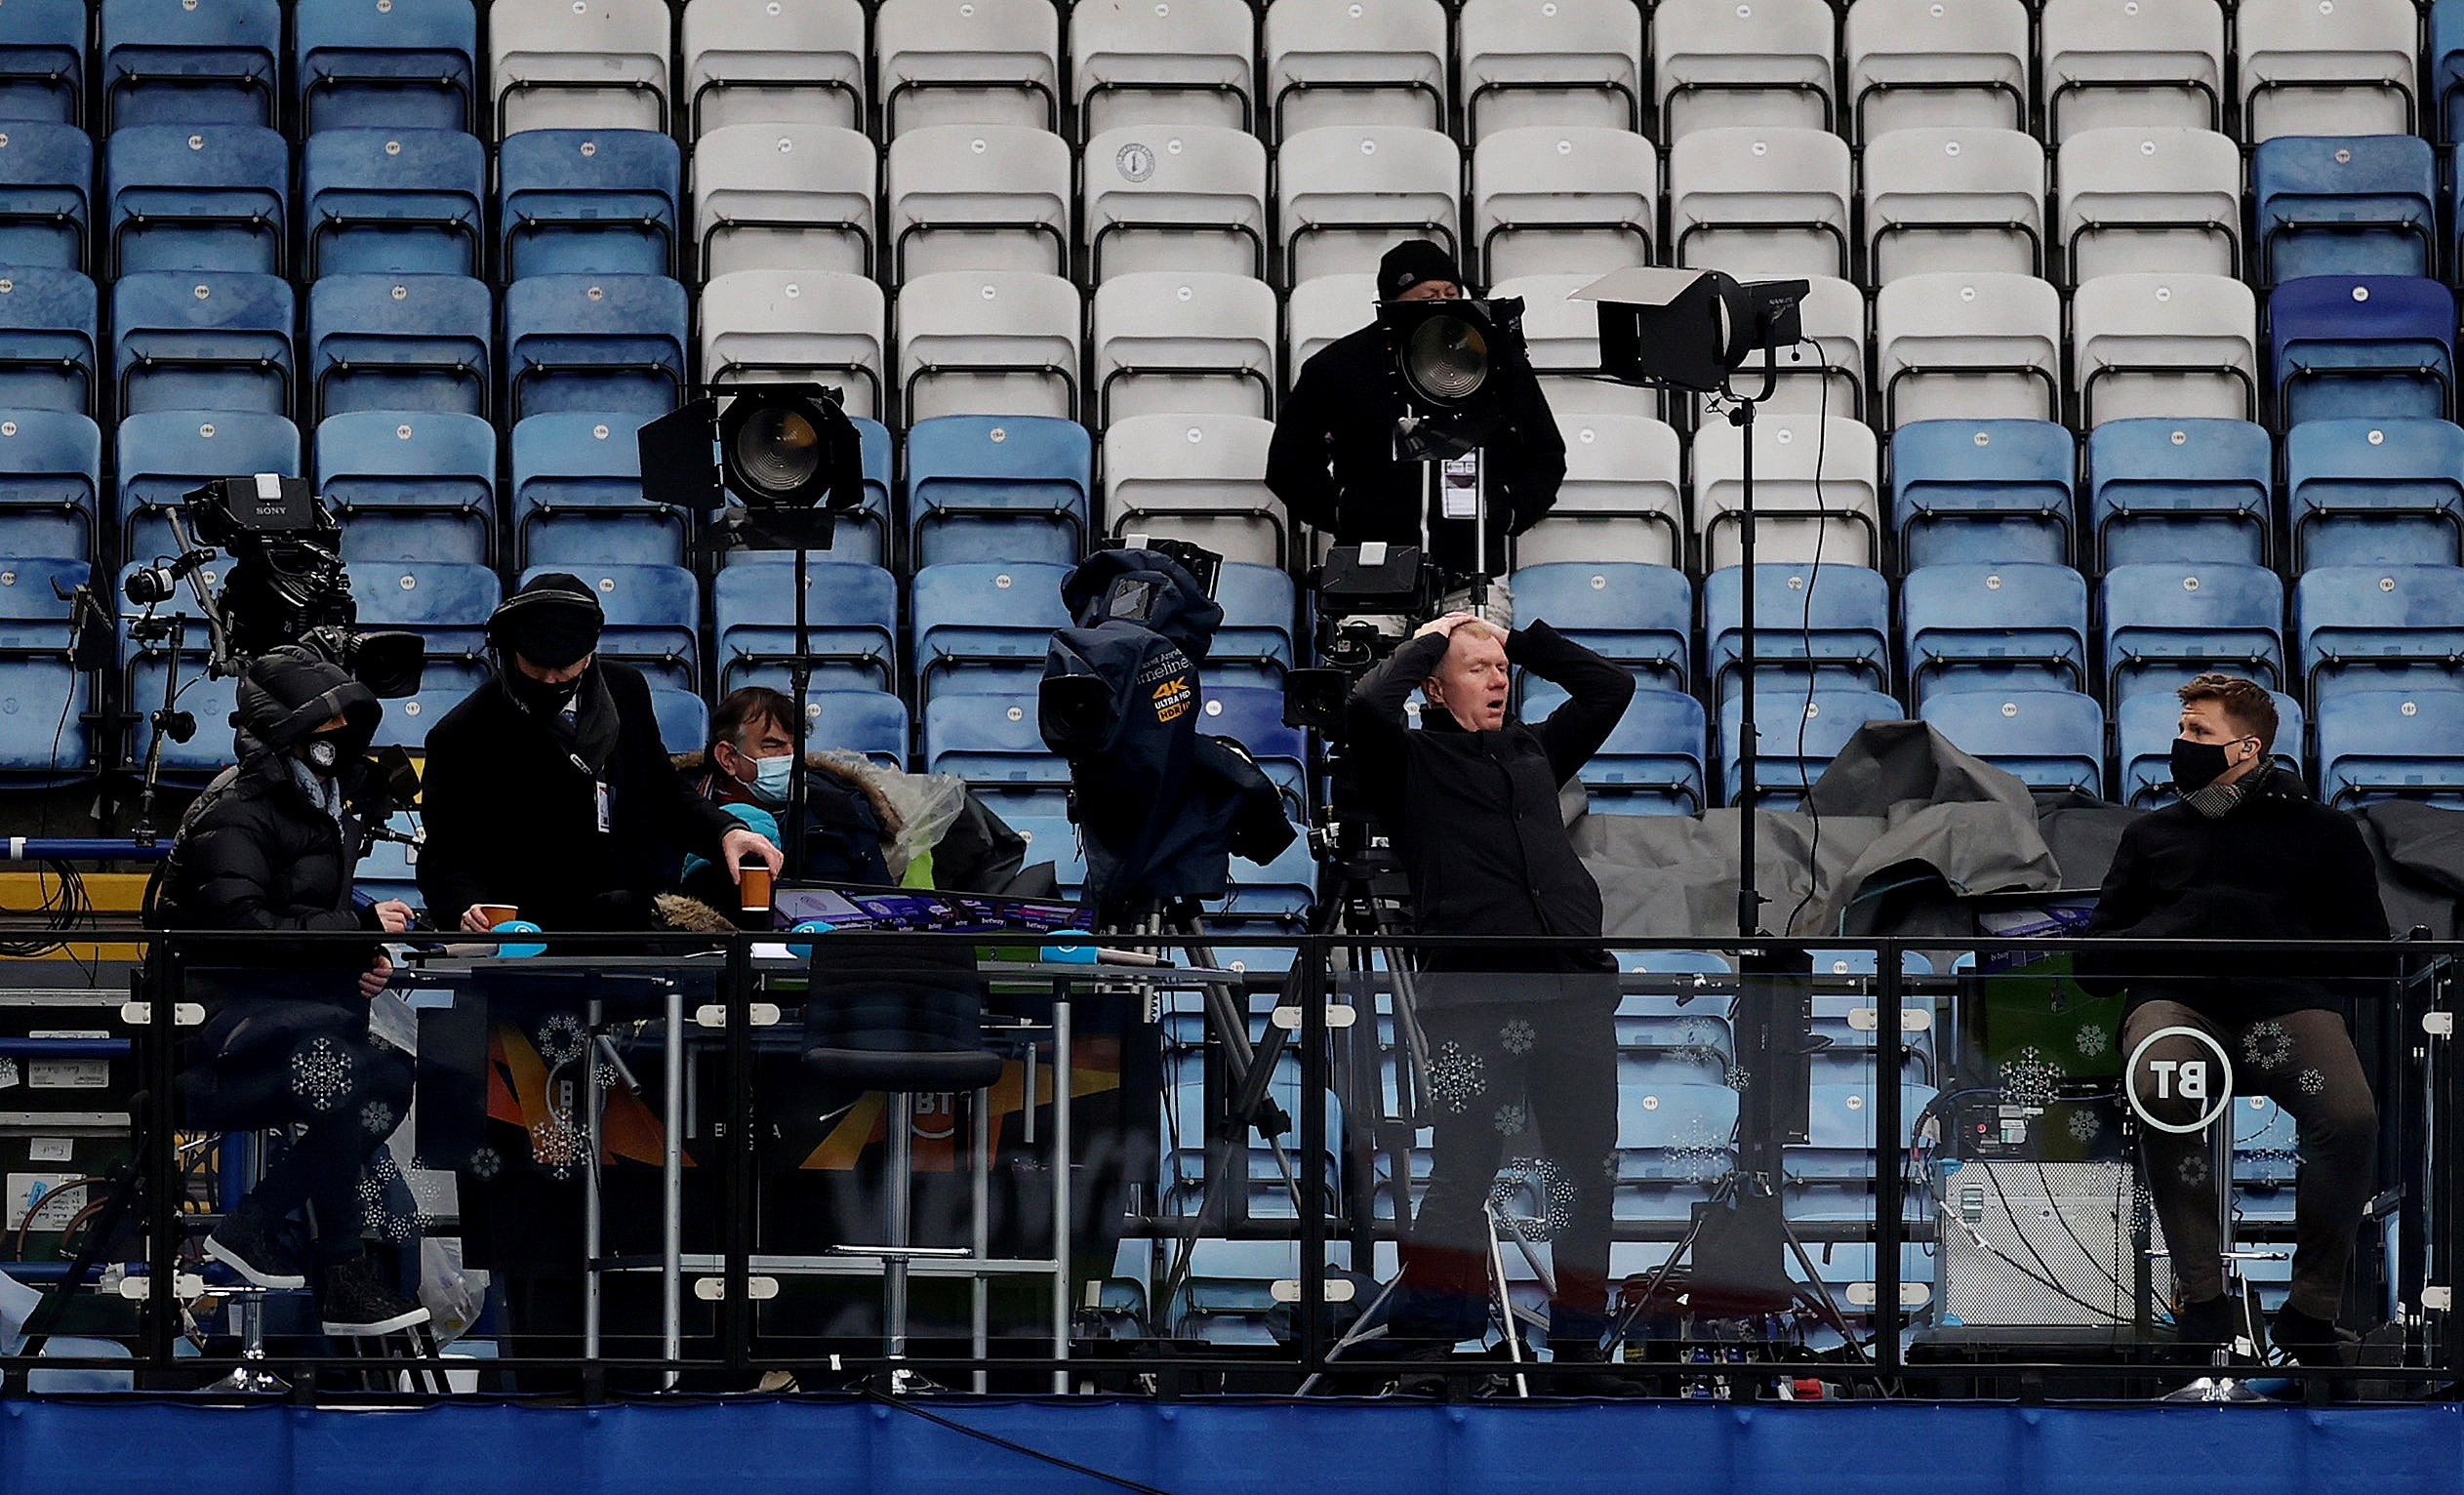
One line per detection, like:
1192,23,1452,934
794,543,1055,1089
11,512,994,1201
152,646,428,1337
1265,240,1564,588
1345,610,1635,1386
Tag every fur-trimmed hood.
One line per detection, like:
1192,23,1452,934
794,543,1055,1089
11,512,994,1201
671,748,907,837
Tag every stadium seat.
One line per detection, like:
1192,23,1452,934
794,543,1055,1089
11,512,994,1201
1102,413,1282,567
1734,275,1867,422
2039,0,2224,141
905,413,1090,568
1653,0,1836,136
2438,0,2464,144
682,0,866,135
1513,561,1693,690
2087,417,2275,570
0,0,86,127
295,0,478,134
1284,271,1376,373
305,273,492,421
1513,412,1683,569
507,410,684,567
301,128,487,277
348,559,501,695
1471,126,1655,284
1900,561,2091,706
0,408,100,562
1495,271,1656,421
1071,0,1253,137
1667,126,1851,282
1785,1081,1938,1220
2117,689,2305,807
1704,563,1889,707
1196,682,1306,803
522,562,697,693
893,269,1080,423
100,0,278,129
910,560,1073,702
1081,124,1268,284
922,691,1069,798
1890,418,2077,569
2100,562,2286,710
501,272,687,420
885,124,1070,284
1205,561,1300,689
690,124,876,282
715,556,898,695
1920,688,2104,796
489,0,670,134
1720,688,1903,809
1581,687,1709,815
2072,271,2259,428
2315,690,2464,808
1613,1080,1738,1225
316,410,498,566
649,687,708,755
0,268,96,415
874,0,1061,136
1693,412,1882,572
1008,814,1087,897
0,122,89,271
1860,127,2045,283
1090,272,1278,424
1262,0,1447,141
2235,0,2417,143
810,687,909,766
2268,275,2457,427
698,267,887,421
1458,0,1644,141
0,555,91,777
1275,125,1461,285
2294,564,2464,707
2253,134,2437,286
103,123,287,277
1874,272,2061,426
2055,127,2242,284
497,128,679,279
2284,418,2464,572
115,409,298,564
1843,0,2029,141
112,269,292,418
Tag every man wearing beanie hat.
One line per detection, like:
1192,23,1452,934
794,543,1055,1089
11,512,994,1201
418,572,782,932
1266,237,1564,579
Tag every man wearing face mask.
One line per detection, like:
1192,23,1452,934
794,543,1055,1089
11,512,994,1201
2080,673,2389,1367
680,687,892,917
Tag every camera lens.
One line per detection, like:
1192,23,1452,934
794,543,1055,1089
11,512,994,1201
731,405,823,500
123,567,176,606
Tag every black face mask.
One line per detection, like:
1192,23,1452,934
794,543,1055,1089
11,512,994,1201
509,669,582,714
2169,737,2240,794
301,734,345,778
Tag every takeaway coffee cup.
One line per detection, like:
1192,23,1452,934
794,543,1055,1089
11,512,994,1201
475,903,519,927
739,863,773,912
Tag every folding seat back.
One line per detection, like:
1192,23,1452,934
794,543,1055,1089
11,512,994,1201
0,122,90,271
115,409,298,563
296,0,478,134
1653,0,1837,136
2055,126,2242,284
1103,413,1283,567
906,413,1090,568
1704,563,1889,706
315,409,497,565
1458,0,1644,141
498,127,680,279
0,0,87,127
649,687,708,756
105,123,288,276
1071,0,1254,137
1471,126,1655,284
113,270,294,418
2438,0,2464,144
1919,689,2105,795
1889,418,2076,569
1860,127,2044,283
2269,275,2457,427
1874,271,2063,426
691,124,876,281
682,0,867,134
715,556,898,695
0,268,96,416
1668,126,1852,282
1511,560,1692,688
2285,418,2464,571
0,555,92,777
2235,0,2418,143
2252,134,2437,285
507,410,685,567
523,561,698,692
1583,687,1708,815
809,687,909,766
489,0,671,134
1195,682,1306,803
1730,275,1867,422
874,0,1062,136
885,123,1071,284
348,559,501,693
2316,690,2464,808
1263,0,1448,140
1284,272,1377,374
302,128,487,277
2087,417,2274,569
1692,413,1882,572
502,272,688,420
698,268,887,421
2100,562,2286,708
1719,688,1904,807
1204,561,1299,686
1843,0,2029,141
1091,271,1277,424
1082,124,1268,283
0,408,99,562
1008,815,1086,895
910,560,1074,700
2072,271,2259,428
894,269,1081,423
101,0,278,128
2039,0,2225,141
1495,271,1656,420
1900,561,2090,705
2294,564,2464,707
1513,412,1682,569
1275,125,1461,285
306,273,492,421
2117,688,2304,806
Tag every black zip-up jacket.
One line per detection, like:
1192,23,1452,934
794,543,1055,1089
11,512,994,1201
1345,622,1634,982
2077,768,2391,1020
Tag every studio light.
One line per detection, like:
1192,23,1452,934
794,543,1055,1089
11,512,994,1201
636,382,865,517
1573,266,1809,394
1378,296,1525,414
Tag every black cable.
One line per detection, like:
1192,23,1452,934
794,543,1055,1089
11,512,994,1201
1977,1150,2131,1322
1785,344,1831,936
863,1388,1179,1495
2029,1152,2135,1305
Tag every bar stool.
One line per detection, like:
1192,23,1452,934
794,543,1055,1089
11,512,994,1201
2161,1095,2279,1401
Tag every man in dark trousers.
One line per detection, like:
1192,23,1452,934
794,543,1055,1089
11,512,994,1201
1345,610,1635,1388
2080,673,2390,1367
1266,239,1564,581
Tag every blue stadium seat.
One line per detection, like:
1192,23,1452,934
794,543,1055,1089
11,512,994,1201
2252,134,2437,284
1919,689,2105,795
1584,686,1708,815
1718,688,1905,809
2100,562,2286,710
0,555,91,777
2316,690,2464,808
526,562,698,693
1612,1081,1737,1228
306,272,492,420
1206,560,1298,689
1215,832,1316,931
0,123,91,270
2284,417,2464,571
2439,0,2464,143
497,128,680,279
910,560,1073,701
0,409,99,562
100,0,279,128
1888,418,2077,569
808,687,909,766
502,273,687,420
110,269,293,417
2118,689,2306,807
508,410,684,567
1195,682,1306,810
2087,417,2274,570
0,0,87,127
904,413,1091,568
103,123,288,276
921,691,1070,800
115,409,297,563
2293,564,2464,708
714,556,897,694
301,129,487,277
315,409,497,565
1705,563,1889,708
1785,1081,1938,1223
1900,562,2090,707
367,686,456,750
0,267,98,415
1008,814,1087,899
295,0,478,135
1509,561,1692,690
649,686,709,755
2268,275,2455,426
345,558,499,695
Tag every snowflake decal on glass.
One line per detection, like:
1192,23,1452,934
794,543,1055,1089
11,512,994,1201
467,1146,502,1181
2242,1021,2292,1072
2176,1152,2210,1188
1498,1018,1536,1056
2066,1108,2104,1144
2297,1068,2325,1096
531,1112,583,1181
2073,1025,2111,1060
290,1036,354,1112
592,1059,623,1092
1723,1065,1752,1093
1493,1100,1530,1137
2000,1045,2060,1109
360,1099,398,1136
534,1011,587,1068
1598,1150,1622,1182
1489,1157,1576,1240
1429,1041,1488,1114
1664,1114,1730,1185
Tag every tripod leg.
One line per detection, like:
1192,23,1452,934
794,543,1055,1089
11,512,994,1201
1484,1205,1529,1398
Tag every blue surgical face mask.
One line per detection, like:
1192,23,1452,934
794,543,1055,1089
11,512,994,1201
748,752,793,805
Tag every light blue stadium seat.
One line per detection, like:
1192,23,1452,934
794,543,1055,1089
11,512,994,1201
1705,564,1889,708
1919,688,2106,796
0,269,96,416
0,408,100,562
110,269,293,417
2118,689,2306,808
295,0,478,135
508,410,685,567
649,686,709,755
345,558,499,696
2316,689,2464,808
1208,560,1297,688
101,0,279,129
1510,560,1692,690
910,560,1073,702
307,273,491,421
301,128,487,277
525,562,698,693
1784,1081,1938,1222
921,691,1069,797
2253,134,2437,284
1901,561,2090,707
2269,275,2455,426
2295,564,2464,708
714,555,897,694
1617,1048,1730,1090
1889,418,2076,570
1195,682,1306,811
353,808,423,904
807,687,909,766
0,556,91,778
1718,688,1904,809
370,684,459,750
1008,814,1086,899
315,409,497,565
1219,831,1316,929
115,409,298,563
905,414,1091,568
1809,992,1938,1088
0,122,90,270
502,272,687,420
2284,417,2464,571
1585,687,1708,815
2088,417,2274,571
103,123,288,276
2099,562,2285,711
1612,1080,1736,1227
0,0,87,127
498,128,680,279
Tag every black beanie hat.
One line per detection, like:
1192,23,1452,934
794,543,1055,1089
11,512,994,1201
489,572,604,669
1378,238,1463,302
